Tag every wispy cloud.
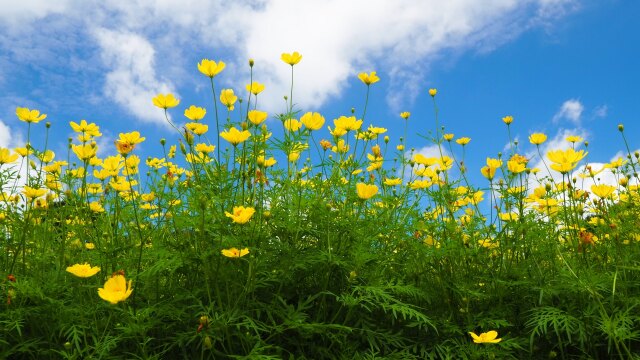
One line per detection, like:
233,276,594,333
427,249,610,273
552,99,584,125
592,105,608,119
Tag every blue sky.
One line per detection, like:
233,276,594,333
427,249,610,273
0,0,638,190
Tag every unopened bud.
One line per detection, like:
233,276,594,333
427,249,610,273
249,58,254,67
618,124,624,132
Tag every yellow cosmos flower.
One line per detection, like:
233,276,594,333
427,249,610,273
248,110,268,125
502,116,513,125
0,148,19,165
184,105,206,121
284,118,301,132
23,186,47,200
89,201,105,213
72,144,98,161
281,51,302,65
443,133,454,141
152,93,180,109
221,247,250,258
331,139,350,154
547,148,588,173
328,126,348,137
400,112,410,120
591,184,616,198
198,59,226,78
428,88,437,97
195,143,215,153
333,116,363,132
529,133,547,145
185,122,208,136
480,166,496,180
499,212,519,222
220,127,251,145
486,158,503,169
16,107,47,123
115,140,134,155
358,71,380,85
456,137,471,145
246,82,265,95
69,120,101,137
98,275,133,304
225,206,256,224
220,89,237,110
566,135,584,143
356,183,378,200
469,330,501,344
507,160,526,174
119,131,146,146
257,155,277,167
66,263,101,278
384,178,402,186
300,112,325,131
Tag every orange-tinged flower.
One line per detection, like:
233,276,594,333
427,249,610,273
184,105,206,121
198,59,226,78
152,93,180,109
469,330,502,344
246,82,265,95
225,206,256,224
281,51,302,65
98,274,133,304
16,107,47,123
356,183,378,200
248,110,268,125
358,71,380,85
66,263,101,278
220,127,251,145
300,112,325,131
221,247,249,258
115,140,134,155
529,133,547,145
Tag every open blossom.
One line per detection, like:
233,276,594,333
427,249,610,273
184,105,206,121
300,112,325,131
198,59,226,78
152,93,180,109
281,51,302,65
66,263,101,278
469,330,502,344
219,89,238,110
220,127,251,145
98,274,133,304
16,107,47,123
356,183,378,200
358,71,380,85
225,206,256,224
221,247,250,258
248,110,268,125
246,82,265,95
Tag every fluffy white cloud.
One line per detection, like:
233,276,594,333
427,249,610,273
552,99,584,125
93,28,176,127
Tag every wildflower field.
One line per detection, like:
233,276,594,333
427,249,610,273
2,52,640,359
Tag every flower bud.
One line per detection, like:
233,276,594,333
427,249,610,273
249,58,254,67
618,124,624,132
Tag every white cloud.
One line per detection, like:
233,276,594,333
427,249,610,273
552,99,583,125
93,27,175,127
0,0,75,25
0,0,579,121
592,105,608,118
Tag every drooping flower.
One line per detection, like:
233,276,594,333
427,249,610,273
281,51,302,65
184,105,206,121
66,263,101,278
16,107,47,123
225,206,256,224
356,183,378,200
198,59,226,78
152,93,180,109
469,330,502,344
221,247,250,258
219,89,238,110
358,71,380,85
220,127,251,145
98,274,133,304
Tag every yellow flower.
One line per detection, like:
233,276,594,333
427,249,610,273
195,143,215,154
219,89,237,110
89,201,105,213
66,263,101,278
529,133,547,145
284,118,301,132
443,133,454,141
499,212,519,222
185,122,208,136
469,330,501,344
486,158,503,169
333,116,363,132
428,88,437,97
69,120,101,137
198,59,226,78
591,184,616,198
72,144,98,161
248,110,268,125
16,107,47,123
384,178,402,186
225,206,256,224
300,112,325,131
220,127,251,145
480,166,496,180
566,135,584,143
221,247,250,258
358,71,380,85
456,137,471,145
400,112,410,120
152,93,180,109
0,148,19,165
281,51,302,65
502,115,513,125
98,275,133,304
184,105,206,121
331,139,350,154
507,159,526,174
246,82,265,95
356,183,378,200
115,140,134,155
23,186,47,200
367,125,387,135
257,155,277,167
547,148,588,174
328,126,348,137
